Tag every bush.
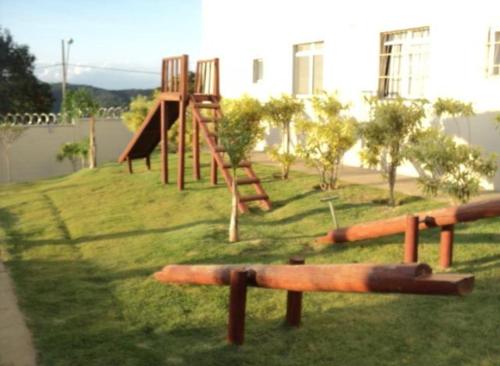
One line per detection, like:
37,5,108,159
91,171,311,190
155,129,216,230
407,127,497,203
296,92,358,190
360,97,426,206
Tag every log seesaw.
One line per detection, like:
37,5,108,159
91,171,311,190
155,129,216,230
316,198,500,268
154,258,474,345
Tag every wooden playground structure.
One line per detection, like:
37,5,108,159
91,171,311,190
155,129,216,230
118,55,271,213
316,198,500,268
155,258,474,345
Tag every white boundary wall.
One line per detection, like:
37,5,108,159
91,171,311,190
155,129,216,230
0,119,132,183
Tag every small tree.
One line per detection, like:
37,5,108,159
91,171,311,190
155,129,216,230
0,123,26,182
64,89,100,168
360,97,426,206
122,94,156,132
407,127,497,203
218,109,263,242
56,139,88,171
263,94,304,179
433,98,474,141
296,93,358,190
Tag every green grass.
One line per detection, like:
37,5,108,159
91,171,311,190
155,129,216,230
0,153,499,366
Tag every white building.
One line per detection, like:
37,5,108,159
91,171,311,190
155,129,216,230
201,0,500,190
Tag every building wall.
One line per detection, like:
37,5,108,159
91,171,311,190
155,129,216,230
0,119,133,183
201,0,500,190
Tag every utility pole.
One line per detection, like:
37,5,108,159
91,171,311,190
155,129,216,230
61,38,73,121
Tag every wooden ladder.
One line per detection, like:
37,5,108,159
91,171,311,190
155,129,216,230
191,94,271,213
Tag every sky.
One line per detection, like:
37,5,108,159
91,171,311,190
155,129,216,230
0,0,202,89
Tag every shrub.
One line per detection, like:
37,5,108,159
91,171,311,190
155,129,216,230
360,97,426,206
407,127,497,203
263,94,304,179
296,93,358,190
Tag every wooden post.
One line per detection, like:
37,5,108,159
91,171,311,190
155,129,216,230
286,257,305,327
160,101,168,184
440,224,454,268
210,131,218,185
227,269,248,345
178,100,186,190
145,155,151,171
404,215,419,263
127,157,133,174
192,107,200,180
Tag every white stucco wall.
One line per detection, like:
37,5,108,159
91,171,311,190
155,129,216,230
201,0,500,190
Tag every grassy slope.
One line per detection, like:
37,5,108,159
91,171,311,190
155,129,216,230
0,153,499,366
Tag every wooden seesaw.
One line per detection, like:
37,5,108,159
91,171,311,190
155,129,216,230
154,258,473,345
316,198,500,268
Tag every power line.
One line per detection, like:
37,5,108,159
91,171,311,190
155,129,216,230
67,63,160,75
34,62,160,75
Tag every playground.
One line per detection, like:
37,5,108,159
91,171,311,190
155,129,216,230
0,55,499,365
1,151,499,365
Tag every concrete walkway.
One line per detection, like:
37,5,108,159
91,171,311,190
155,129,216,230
252,152,500,202
0,261,37,366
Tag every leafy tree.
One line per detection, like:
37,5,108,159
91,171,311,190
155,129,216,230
0,27,54,114
407,127,497,203
56,139,88,171
263,94,304,179
218,109,263,242
122,91,159,132
64,89,100,168
296,93,358,190
360,97,426,206
433,98,474,141
0,123,26,182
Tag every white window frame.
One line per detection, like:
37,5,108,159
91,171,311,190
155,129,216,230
486,28,500,77
293,41,324,97
378,27,430,99
252,58,263,83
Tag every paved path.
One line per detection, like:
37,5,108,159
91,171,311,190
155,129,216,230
0,261,37,366
252,152,500,202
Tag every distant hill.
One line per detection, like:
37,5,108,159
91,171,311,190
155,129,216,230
50,83,157,112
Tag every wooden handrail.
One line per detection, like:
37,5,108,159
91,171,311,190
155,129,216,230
161,55,188,98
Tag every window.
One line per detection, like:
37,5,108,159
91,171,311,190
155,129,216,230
486,29,500,76
253,58,263,83
378,27,429,98
293,41,323,96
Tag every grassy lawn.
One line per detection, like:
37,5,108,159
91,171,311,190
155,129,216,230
0,153,499,366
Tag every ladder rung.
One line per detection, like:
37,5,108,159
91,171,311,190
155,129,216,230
223,161,251,169
200,117,217,123
239,194,269,203
236,177,260,185
215,146,225,152
207,133,218,140
194,103,219,109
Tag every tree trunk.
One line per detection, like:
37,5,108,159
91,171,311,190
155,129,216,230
229,173,239,242
388,164,397,207
4,147,11,182
89,116,97,169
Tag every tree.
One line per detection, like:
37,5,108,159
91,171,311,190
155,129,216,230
64,89,100,168
296,93,358,190
263,94,304,179
218,109,263,242
360,97,426,206
0,27,53,114
433,98,474,141
56,139,89,171
0,124,26,182
407,127,497,203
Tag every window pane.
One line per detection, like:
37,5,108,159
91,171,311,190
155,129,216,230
494,44,500,65
313,54,323,94
294,56,310,95
296,43,311,52
253,59,263,83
